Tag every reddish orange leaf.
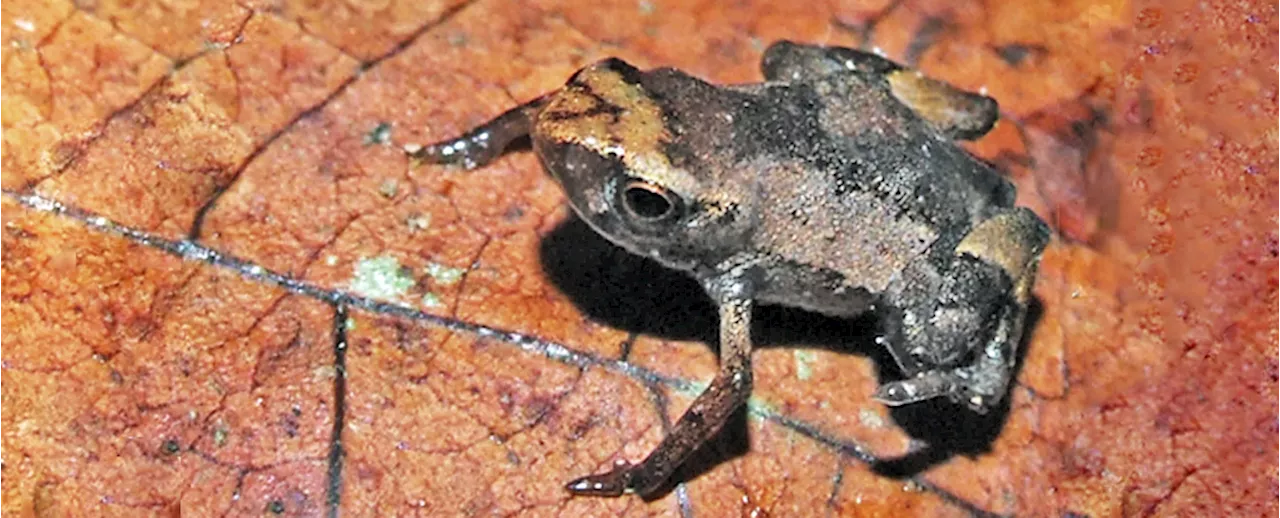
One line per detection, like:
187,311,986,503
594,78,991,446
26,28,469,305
3,1,1276,516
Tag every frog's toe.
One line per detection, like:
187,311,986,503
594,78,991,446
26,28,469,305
564,460,635,497
874,372,958,407
874,369,998,414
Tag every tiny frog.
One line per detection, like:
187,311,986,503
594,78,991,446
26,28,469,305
409,41,1050,498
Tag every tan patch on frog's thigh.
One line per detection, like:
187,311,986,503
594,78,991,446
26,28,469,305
954,208,1049,302
886,69,997,139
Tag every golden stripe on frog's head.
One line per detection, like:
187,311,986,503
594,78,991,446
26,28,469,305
535,58,702,196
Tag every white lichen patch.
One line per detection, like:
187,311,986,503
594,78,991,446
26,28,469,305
421,292,444,308
858,408,886,428
364,121,393,146
212,424,229,447
745,397,778,418
673,380,710,400
406,213,431,232
425,262,466,285
378,178,400,198
312,365,337,380
350,256,415,300
793,349,819,381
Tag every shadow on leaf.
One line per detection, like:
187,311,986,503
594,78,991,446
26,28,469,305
872,299,1040,477
540,215,1035,482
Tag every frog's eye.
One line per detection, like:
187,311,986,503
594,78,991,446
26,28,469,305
619,179,683,224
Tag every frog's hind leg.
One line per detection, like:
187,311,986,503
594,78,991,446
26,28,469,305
761,40,902,81
406,95,547,169
760,41,998,141
875,208,1049,412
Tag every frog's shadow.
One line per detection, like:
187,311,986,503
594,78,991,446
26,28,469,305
539,215,1039,483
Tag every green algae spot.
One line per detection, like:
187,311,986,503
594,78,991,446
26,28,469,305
351,256,415,300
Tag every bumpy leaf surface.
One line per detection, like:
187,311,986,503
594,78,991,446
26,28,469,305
3,0,1276,516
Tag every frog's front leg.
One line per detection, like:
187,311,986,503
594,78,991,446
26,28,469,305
406,96,548,169
875,208,1049,412
566,273,756,497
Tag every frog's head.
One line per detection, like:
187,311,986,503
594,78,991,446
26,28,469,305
530,58,759,276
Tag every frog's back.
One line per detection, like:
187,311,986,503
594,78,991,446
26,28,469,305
626,65,1016,311
743,72,1016,299
804,71,1016,245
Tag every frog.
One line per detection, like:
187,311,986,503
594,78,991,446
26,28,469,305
406,40,1050,498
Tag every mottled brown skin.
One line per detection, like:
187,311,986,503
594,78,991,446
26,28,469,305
409,41,1050,498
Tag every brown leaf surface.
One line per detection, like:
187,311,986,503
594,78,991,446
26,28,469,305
3,0,1276,516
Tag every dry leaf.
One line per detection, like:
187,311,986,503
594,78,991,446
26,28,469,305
3,0,1276,516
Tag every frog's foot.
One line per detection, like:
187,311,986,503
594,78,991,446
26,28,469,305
564,460,635,497
877,209,1049,414
874,368,999,414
